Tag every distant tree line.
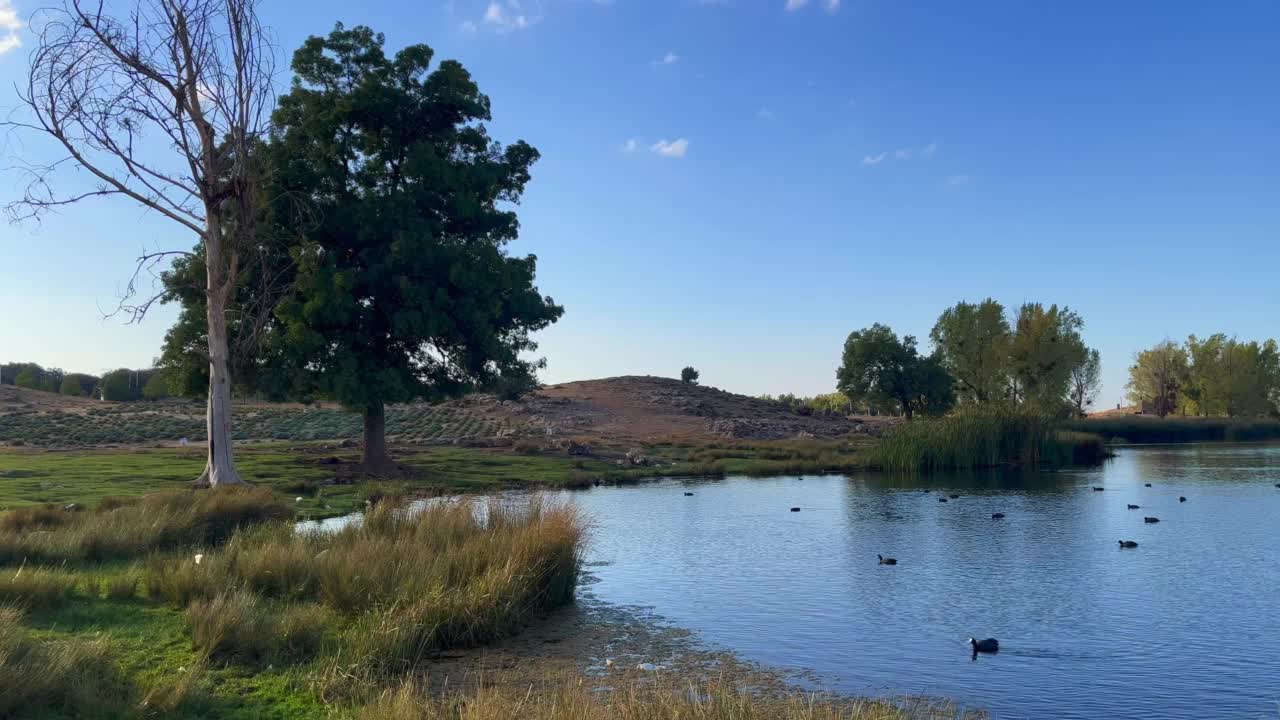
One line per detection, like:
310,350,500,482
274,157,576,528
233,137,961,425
835,299,1101,419
1127,335,1279,418
1,362,172,401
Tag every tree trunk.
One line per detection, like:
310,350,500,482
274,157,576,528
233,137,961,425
196,216,245,487
361,400,393,470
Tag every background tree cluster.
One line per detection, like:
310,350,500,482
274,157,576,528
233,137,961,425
837,299,1099,419
1128,335,1279,418
1,362,172,401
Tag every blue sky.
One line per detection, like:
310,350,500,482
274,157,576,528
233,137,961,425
1,0,1278,409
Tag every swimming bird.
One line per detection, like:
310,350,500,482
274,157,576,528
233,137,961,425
790,507,801,512
877,554,897,565
1144,516,1160,523
991,513,1005,519
1145,483,1153,487
1127,504,1140,510
1118,540,1139,548
969,638,999,653
938,497,949,503
1179,496,1187,503
949,494,960,499
1092,486,1105,491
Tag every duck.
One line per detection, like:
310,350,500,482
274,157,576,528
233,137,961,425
684,492,694,497
1144,516,1160,524
877,554,897,565
790,507,801,512
1118,540,1139,548
1145,483,1153,487
938,497,949,503
968,637,999,653
991,512,1006,519
1179,496,1187,503
949,494,960,499
1127,504,1140,510
1092,486,1105,491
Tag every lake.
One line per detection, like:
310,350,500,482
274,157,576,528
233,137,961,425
560,444,1280,719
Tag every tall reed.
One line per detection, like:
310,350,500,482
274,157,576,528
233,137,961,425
875,408,1105,473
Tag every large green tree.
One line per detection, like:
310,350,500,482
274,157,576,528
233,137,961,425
1068,348,1102,417
264,25,562,470
837,324,955,418
1127,340,1189,417
929,298,1011,405
1008,303,1089,413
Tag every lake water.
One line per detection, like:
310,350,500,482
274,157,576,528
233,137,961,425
558,445,1280,720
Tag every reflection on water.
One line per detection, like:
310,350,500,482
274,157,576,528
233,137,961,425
557,445,1280,720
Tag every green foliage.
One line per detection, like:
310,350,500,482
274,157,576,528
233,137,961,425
0,607,135,718
100,369,138,401
15,367,41,390
837,324,955,418
1183,334,1280,417
930,298,1011,404
1008,303,1088,413
142,371,172,400
1126,340,1189,417
876,407,1104,472
1069,349,1102,417
681,366,700,385
59,373,94,397
265,25,562,454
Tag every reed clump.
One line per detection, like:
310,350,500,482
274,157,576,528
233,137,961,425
876,408,1106,473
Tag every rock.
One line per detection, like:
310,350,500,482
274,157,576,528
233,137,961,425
625,448,649,466
566,440,591,456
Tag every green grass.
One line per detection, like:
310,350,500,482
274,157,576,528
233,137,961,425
874,408,1107,473
0,491,586,719
1065,416,1280,444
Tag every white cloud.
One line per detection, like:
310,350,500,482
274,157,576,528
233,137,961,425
650,138,689,158
459,20,478,33
481,1,539,32
945,174,973,186
787,0,839,12
756,107,775,120
785,0,808,10
0,0,21,55
621,138,638,153
823,0,840,11
894,148,912,160
865,142,939,165
862,153,886,165
652,51,680,67
921,141,938,158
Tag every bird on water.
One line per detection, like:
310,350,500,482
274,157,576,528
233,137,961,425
877,554,897,565
969,637,999,653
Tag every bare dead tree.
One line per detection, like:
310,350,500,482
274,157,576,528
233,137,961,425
4,0,275,487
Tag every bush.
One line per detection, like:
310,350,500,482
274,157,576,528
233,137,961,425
59,375,85,396
681,366,700,385
143,371,172,400
0,566,75,609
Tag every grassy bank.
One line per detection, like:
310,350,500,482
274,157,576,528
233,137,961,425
874,409,1107,473
0,489,585,718
1066,416,1280,444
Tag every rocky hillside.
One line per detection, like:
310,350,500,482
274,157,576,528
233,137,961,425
1,377,888,448
460,376,891,442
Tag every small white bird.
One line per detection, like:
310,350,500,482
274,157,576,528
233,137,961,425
193,553,204,565
604,658,615,669
295,496,303,503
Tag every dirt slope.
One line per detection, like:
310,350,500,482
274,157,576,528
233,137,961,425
460,376,890,442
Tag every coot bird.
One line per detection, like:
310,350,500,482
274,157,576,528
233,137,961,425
969,638,999,653
684,492,694,496
1179,496,1187,503
1092,486,1105,491
1118,540,1139,548
938,497,949,503
877,554,898,565
1127,504,1140,510
949,494,960,499
1145,483,1153,487
790,507,801,512
1144,516,1160,523
991,513,1006,519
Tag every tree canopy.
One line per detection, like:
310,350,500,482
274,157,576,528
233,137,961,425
837,324,955,418
930,298,1010,404
159,25,564,470
681,367,700,385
